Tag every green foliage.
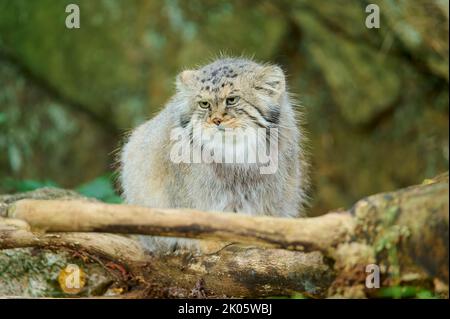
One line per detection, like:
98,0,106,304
377,286,438,299
1,175,122,204
1,178,58,193
76,175,122,204
267,292,308,299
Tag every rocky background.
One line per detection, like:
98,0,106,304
0,0,448,216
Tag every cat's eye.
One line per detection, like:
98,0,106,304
226,96,240,106
198,101,211,109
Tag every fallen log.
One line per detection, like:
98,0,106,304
0,172,448,298
4,199,353,253
0,219,333,298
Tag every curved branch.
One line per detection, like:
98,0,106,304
6,199,354,253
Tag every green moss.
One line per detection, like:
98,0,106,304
0,248,114,297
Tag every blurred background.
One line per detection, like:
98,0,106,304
0,0,448,216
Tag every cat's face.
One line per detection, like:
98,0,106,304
176,59,286,133
173,58,285,167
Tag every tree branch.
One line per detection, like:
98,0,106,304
5,199,354,254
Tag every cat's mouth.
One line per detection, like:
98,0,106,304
212,123,243,131
205,118,242,130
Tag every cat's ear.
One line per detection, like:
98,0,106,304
176,70,198,91
254,65,286,99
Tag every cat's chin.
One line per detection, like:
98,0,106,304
199,137,258,165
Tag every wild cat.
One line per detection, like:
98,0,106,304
120,58,309,253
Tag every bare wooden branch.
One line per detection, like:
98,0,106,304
6,199,354,253
0,217,332,298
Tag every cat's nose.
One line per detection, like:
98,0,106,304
212,117,222,125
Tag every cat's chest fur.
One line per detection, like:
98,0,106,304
186,164,274,215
